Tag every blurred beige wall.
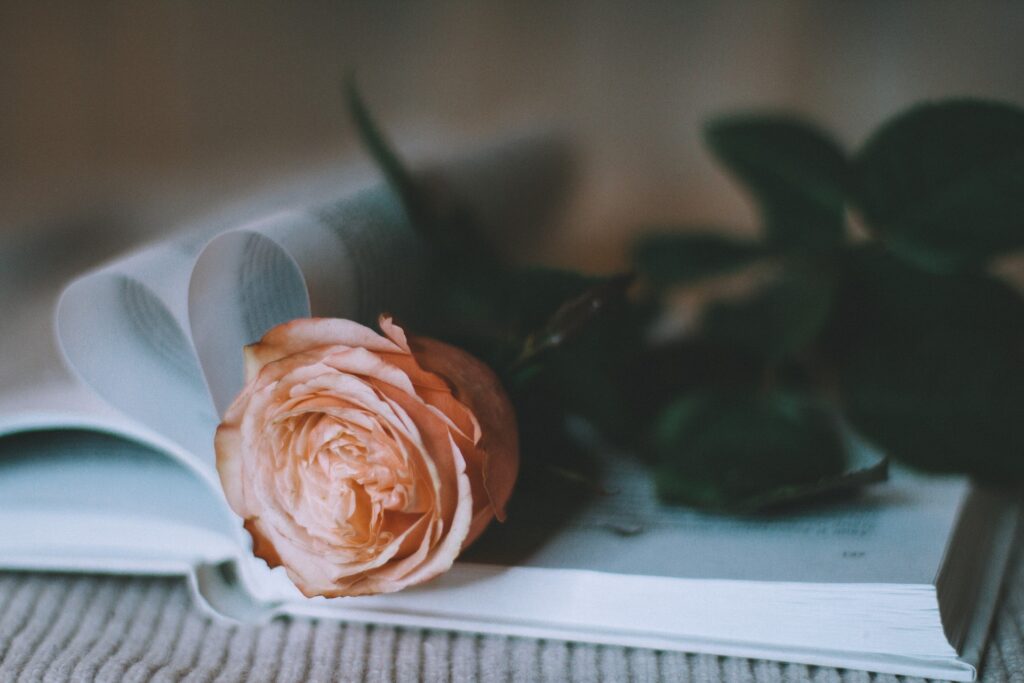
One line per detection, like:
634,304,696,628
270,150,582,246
3,0,1024,270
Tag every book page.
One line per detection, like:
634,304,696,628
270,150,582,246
52,164,383,467
187,133,572,416
0,370,246,573
465,442,969,585
187,184,418,416
0,424,240,572
57,242,221,464
54,133,573,472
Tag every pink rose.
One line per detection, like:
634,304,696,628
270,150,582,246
215,316,519,597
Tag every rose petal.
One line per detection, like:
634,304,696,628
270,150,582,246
408,336,519,521
214,316,519,599
215,421,248,514
245,318,402,382
382,434,474,589
378,315,411,352
323,347,419,396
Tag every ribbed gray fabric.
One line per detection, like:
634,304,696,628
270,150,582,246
2,539,1023,683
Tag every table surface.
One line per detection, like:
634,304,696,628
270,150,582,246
1,534,1022,683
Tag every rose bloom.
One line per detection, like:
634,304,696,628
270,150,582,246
215,316,518,597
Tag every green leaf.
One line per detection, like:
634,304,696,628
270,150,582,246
346,76,499,268
649,390,850,511
532,333,638,443
699,260,835,362
732,449,888,513
421,266,626,378
854,99,1024,272
501,267,604,335
515,272,633,368
501,269,643,443
627,338,767,418
633,232,768,287
705,115,850,250
828,247,1024,480
345,76,423,223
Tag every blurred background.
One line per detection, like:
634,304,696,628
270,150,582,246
3,0,1024,282
2,0,1024,526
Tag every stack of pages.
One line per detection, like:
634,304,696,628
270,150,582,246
0,137,1016,681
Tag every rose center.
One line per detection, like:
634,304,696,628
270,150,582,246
273,412,419,553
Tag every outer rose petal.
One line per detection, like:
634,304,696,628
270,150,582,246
214,421,247,515
407,335,519,521
243,318,402,382
244,518,283,569
379,315,412,352
215,316,519,598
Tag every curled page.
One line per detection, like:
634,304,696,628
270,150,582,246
56,133,574,471
190,133,573,418
187,184,414,417
57,244,218,463
0,379,245,579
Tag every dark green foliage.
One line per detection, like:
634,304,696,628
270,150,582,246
650,391,848,511
634,232,767,286
346,76,499,269
633,98,1024,503
353,82,1024,512
704,115,850,250
827,248,1024,479
515,272,634,368
345,76,422,224
699,261,835,363
854,99,1024,272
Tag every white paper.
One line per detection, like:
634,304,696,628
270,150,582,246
465,449,967,585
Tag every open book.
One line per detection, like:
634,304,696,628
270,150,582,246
0,136,1017,681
